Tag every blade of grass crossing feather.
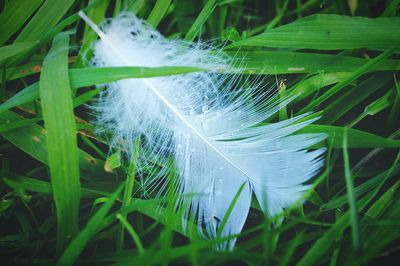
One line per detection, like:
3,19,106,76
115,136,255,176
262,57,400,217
69,66,205,89
0,66,204,114
299,48,397,113
56,184,124,266
147,0,172,28
39,32,81,253
15,0,75,42
343,127,362,252
184,0,217,41
117,138,140,250
116,214,145,254
0,0,44,46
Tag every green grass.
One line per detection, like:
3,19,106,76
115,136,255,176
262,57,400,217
1,0,399,265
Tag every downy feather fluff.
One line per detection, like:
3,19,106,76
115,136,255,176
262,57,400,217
79,11,326,250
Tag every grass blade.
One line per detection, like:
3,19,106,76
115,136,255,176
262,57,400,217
39,32,81,253
343,128,362,252
147,0,172,28
56,184,124,266
230,14,400,50
0,0,44,46
184,0,217,41
16,0,75,42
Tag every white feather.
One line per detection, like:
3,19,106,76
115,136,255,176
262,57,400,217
79,11,326,250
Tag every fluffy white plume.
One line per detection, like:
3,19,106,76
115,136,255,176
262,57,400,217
79,11,326,250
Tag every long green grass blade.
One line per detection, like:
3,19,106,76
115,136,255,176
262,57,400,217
230,14,400,50
39,32,81,253
229,51,400,74
0,66,204,114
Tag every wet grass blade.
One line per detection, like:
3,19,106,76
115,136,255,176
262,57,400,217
39,32,81,253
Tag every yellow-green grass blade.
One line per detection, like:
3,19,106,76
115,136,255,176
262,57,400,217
15,0,75,42
229,14,400,50
0,66,204,114
39,32,81,253
185,0,217,41
56,184,124,266
0,0,44,46
147,0,172,28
